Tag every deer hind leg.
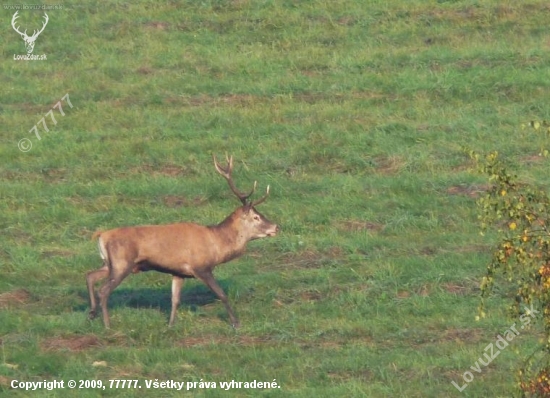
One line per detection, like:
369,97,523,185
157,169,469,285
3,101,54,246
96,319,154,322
86,263,109,320
98,260,133,329
195,270,239,328
88,235,110,320
169,276,185,327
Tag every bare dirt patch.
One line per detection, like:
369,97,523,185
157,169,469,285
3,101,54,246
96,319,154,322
419,246,438,256
272,250,341,270
327,369,373,382
396,290,411,299
336,220,385,233
394,285,430,299
418,4,535,25
442,280,478,295
418,284,430,297
447,184,490,198
41,168,68,183
300,290,323,301
179,335,271,348
152,164,187,177
129,163,190,177
136,66,154,75
166,94,267,108
520,154,547,165
143,21,170,30
0,289,31,308
41,249,76,259
372,155,405,175
41,335,101,352
453,244,490,254
443,328,485,344
395,280,477,300
409,327,486,349
0,376,14,387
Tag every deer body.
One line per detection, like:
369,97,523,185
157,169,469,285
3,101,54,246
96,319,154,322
87,156,278,328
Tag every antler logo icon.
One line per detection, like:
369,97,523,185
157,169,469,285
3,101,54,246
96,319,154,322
11,11,49,55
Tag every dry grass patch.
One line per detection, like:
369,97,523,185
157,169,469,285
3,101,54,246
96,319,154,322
336,220,385,233
143,21,170,30
41,335,101,352
372,155,406,175
442,282,476,296
442,328,485,344
452,244,490,254
396,280,478,299
179,335,271,348
520,154,547,165
0,376,14,388
41,249,76,259
271,249,342,270
136,66,154,75
0,289,32,309
41,168,68,183
327,369,373,382
447,184,490,198
124,163,193,178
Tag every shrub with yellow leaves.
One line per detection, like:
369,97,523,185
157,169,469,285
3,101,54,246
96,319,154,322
469,123,550,397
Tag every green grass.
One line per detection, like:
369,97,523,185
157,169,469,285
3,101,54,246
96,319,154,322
2,0,550,396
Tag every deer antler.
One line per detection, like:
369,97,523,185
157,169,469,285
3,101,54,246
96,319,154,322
31,13,49,39
250,184,270,207
213,154,269,206
213,154,255,205
11,11,48,39
11,11,26,37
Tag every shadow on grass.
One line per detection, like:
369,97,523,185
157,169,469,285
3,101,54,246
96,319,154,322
74,279,235,319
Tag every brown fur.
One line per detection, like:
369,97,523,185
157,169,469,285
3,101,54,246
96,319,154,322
86,160,278,329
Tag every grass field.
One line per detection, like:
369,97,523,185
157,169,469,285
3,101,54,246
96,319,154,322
2,1,550,396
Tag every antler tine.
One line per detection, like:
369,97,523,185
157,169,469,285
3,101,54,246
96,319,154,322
250,184,270,207
34,13,49,37
213,154,256,205
212,153,231,179
11,11,24,36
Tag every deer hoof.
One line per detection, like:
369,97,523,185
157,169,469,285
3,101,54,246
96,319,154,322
88,310,97,320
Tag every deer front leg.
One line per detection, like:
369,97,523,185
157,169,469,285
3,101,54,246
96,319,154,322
169,276,185,327
195,270,239,328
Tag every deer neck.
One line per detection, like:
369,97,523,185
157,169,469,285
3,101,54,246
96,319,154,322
209,212,249,263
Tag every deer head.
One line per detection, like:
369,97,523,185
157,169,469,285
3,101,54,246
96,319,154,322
213,154,277,240
11,11,49,55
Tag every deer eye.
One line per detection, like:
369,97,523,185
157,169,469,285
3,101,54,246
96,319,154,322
253,215,260,221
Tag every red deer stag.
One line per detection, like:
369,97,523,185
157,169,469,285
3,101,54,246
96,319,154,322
86,155,278,328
